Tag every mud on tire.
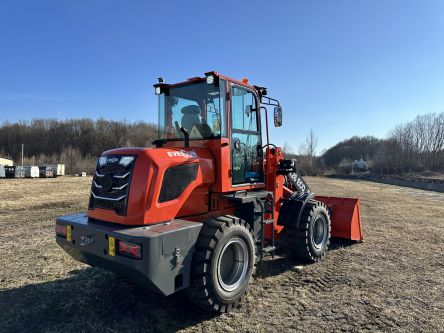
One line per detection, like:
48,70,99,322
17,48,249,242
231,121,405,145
188,215,257,313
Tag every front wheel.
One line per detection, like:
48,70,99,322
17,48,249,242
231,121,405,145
188,215,257,313
292,200,331,262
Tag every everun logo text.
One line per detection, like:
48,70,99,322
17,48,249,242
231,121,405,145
167,150,198,158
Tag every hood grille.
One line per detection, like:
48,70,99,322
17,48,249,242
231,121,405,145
159,163,199,203
88,156,136,216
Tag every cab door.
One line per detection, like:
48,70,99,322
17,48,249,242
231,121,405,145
230,85,264,185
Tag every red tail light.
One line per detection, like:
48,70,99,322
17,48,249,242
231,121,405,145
56,224,67,237
118,240,142,259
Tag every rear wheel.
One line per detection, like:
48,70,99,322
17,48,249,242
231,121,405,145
188,215,257,313
293,200,331,262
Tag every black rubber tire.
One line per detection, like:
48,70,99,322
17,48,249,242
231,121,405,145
293,200,331,263
188,215,257,313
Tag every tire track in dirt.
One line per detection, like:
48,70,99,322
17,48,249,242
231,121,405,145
250,238,407,332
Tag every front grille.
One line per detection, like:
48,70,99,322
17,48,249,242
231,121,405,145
159,163,199,203
88,156,136,216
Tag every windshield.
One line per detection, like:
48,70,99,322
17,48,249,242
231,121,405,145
158,80,227,140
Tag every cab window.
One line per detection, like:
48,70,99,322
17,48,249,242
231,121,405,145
158,80,227,140
231,87,258,132
230,86,263,185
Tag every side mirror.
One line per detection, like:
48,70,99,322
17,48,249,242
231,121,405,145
274,106,283,127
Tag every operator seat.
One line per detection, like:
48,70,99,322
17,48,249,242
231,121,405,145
181,105,202,133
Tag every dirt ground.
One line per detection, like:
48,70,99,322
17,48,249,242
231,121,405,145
0,176,443,333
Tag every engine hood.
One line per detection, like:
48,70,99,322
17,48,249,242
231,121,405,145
87,147,215,225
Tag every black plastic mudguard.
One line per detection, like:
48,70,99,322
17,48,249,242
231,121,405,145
277,192,315,228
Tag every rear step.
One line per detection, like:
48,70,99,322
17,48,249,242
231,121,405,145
259,198,276,261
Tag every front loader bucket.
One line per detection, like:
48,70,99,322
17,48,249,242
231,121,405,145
315,196,364,241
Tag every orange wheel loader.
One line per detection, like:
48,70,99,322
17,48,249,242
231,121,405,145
56,72,363,313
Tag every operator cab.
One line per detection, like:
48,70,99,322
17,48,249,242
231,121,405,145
154,72,282,189
157,79,227,141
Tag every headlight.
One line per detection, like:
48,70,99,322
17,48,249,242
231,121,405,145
98,156,107,166
119,156,135,167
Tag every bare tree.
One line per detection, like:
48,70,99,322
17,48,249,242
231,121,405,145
282,141,295,157
378,112,444,174
306,129,318,171
297,129,318,175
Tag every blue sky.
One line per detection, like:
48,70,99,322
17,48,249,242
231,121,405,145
1,0,443,152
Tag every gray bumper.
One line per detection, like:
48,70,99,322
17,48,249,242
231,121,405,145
56,213,202,296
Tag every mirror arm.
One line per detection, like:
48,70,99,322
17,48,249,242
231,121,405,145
260,95,280,107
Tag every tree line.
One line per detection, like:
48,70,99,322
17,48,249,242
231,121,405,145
378,113,444,173
284,112,444,176
1,112,443,176
0,118,157,174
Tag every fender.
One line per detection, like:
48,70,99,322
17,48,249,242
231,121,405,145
277,159,315,229
277,192,315,229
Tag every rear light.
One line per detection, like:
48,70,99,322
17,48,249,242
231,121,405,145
56,224,72,241
118,240,142,259
56,224,67,237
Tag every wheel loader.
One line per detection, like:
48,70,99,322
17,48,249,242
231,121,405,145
56,71,363,313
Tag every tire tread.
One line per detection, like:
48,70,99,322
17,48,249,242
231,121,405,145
188,215,257,313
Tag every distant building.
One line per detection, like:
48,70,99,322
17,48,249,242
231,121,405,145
0,157,13,166
352,158,367,171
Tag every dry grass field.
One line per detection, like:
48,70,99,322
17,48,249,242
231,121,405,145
0,176,443,332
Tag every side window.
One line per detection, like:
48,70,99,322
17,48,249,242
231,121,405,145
231,133,263,184
205,78,227,137
231,87,258,132
230,86,263,185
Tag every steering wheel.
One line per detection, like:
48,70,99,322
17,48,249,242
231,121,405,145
262,143,277,150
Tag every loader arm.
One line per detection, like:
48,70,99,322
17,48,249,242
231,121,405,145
283,174,363,242
264,154,363,242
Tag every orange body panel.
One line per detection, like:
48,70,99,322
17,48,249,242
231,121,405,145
88,147,215,225
161,139,266,193
88,139,267,227
264,147,285,239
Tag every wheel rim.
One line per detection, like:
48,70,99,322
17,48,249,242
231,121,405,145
311,215,328,250
217,237,249,292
